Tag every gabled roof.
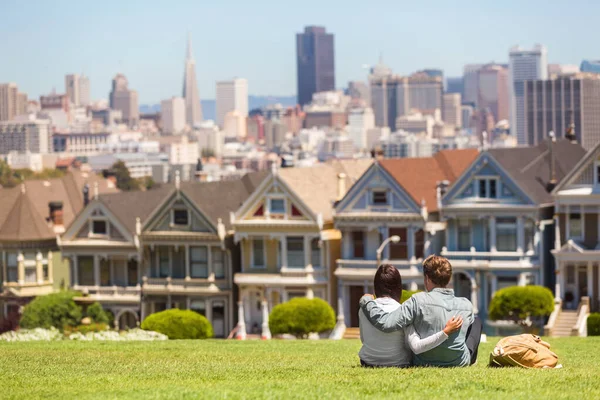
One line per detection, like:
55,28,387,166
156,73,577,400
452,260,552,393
378,149,479,212
0,189,54,241
487,139,586,204
552,140,600,193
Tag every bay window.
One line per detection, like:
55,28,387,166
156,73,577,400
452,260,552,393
497,217,517,252
457,219,471,251
287,236,304,268
190,246,208,278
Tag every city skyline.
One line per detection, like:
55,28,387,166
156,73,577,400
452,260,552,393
2,0,599,104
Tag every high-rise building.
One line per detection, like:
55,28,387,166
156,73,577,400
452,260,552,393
445,77,463,94
223,110,246,138
0,119,51,155
347,81,370,105
216,78,248,127
580,60,600,74
347,107,375,150
461,104,474,130
296,26,335,106
65,74,80,106
478,64,509,123
442,93,462,128
0,83,19,121
182,34,203,126
523,73,600,150
109,74,139,127
509,44,548,144
402,72,443,114
462,64,483,107
16,93,28,117
161,97,186,134
79,75,90,106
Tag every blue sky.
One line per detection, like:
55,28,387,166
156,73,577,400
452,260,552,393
1,0,597,104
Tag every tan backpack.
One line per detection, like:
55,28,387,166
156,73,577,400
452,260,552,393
489,334,560,369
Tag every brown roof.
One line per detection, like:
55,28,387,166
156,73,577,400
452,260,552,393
379,149,479,212
0,170,118,243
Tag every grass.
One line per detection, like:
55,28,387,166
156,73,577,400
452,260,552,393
0,338,599,399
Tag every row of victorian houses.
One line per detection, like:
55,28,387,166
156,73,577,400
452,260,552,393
1,136,599,336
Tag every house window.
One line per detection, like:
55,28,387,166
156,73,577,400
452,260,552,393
190,246,208,278
287,236,304,268
6,253,18,283
92,220,107,235
311,238,321,268
252,238,265,268
159,247,170,278
477,178,498,199
78,256,94,285
190,300,206,316
269,199,285,214
352,231,364,258
497,217,517,252
173,209,189,226
372,190,388,205
213,248,225,279
569,213,582,239
100,259,111,286
415,229,425,259
457,219,471,251
498,276,518,290
389,228,408,259
113,260,127,286
127,259,138,286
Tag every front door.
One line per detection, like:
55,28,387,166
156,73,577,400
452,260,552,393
349,285,364,327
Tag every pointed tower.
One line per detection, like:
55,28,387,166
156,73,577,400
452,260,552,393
183,33,203,126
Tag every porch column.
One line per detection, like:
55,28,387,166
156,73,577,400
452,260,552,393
265,287,273,310
306,287,314,299
329,281,346,340
489,217,497,252
280,236,288,269
304,236,311,268
205,299,213,324
424,231,432,258
408,226,416,261
17,252,24,284
207,246,214,281
140,301,147,322
559,264,566,300
168,248,173,278
1,252,6,284
261,300,271,340
378,226,389,260
236,299,247,340
490,274,498,298
471,277,479,315
342,229,352,259
588,262,594,304
72,256,79,286
36,252,43,284
166,294,172,309
93,255,100,287
518,273,528,286
517,216,524,253
186,297,191,309
184,244,190,280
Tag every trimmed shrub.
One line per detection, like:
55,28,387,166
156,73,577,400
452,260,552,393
86,303,109,325
400,290,420,304
269,298,336,339
141,309,213,339
20,291,82,331
588,313,600,336
64,323,109,335
489,285,554,324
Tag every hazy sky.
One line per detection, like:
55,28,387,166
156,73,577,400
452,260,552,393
1,0,598,104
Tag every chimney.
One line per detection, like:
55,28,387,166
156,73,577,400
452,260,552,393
83,183,90,206
548,131,557,191
49,201,64,226
337,173,347,201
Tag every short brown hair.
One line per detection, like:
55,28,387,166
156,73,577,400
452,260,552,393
422,255,452,287
374,264,402,301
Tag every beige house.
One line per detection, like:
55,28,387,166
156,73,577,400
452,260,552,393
233,161,370,336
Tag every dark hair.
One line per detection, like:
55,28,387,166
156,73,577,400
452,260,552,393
422,255,452,287
374,264,402,301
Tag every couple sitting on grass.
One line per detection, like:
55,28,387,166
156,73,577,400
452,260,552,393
359,255,482,368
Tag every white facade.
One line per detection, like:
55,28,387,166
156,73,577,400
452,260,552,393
79,75,91,106
65,74,91,107
442,93,462,128
0,118,51,155
347,107,375,150
216,78,248,127
161,97,186,134
509,44,548,145
52,132,110,156
395,111,437,137
195,121,224,157
5,151,58,172
223,110,246,138
167,136,200,165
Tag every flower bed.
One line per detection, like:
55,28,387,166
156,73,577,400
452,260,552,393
0,327,168,342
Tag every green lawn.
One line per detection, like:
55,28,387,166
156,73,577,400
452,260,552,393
1,338,599,399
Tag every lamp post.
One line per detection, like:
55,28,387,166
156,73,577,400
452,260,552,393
376,235,401,265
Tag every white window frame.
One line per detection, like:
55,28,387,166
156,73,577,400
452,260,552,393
567,205,584,241
171,208,191,228
250,237,267,269
88,217,109,238
267,196,286,216
474,176,500,199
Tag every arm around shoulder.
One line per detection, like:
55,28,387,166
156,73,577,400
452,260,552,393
360,296,418,333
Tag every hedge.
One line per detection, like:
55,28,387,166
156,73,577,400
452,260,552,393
86,302,110,324
141,309,213,339
269,298,335,338
20,291,82,331
489,285,554,322
588,313,600,336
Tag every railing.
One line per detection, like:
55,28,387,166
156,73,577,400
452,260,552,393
142,277,224,292
572,296,590,337
544,299,562,336
441,247,539,265
336,259,420,270
2,281,53,297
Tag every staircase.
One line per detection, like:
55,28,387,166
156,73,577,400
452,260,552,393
343,327,360,339
551,310,578,337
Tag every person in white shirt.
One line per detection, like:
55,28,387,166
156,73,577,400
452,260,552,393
359,264,463,367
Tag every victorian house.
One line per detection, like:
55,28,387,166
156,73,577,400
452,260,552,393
232,161,370,336
333,149,478,327
440,139,585,319
0,171,117,320
60,173,265,334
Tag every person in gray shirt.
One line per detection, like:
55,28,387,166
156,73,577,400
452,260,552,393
360,255,482,367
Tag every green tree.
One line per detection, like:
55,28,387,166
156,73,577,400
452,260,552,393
141,309,213,339
20,291,82,331
201,148,215,158
86,302,110,324
489,285,554,327
110,161,139,191
269,298,336,339
0,159,19,188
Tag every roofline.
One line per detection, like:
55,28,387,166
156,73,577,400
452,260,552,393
551,141,600,194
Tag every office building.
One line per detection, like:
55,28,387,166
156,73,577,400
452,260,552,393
109,74,139,127
442,93,462,128
79,75,90,106
0,119,51,155
216,78,248,127
446,77,463,94
296,26,335,106
183,34,203,126
161,97,186,134
478,64,509,123
347,107,375,150
65,74,90,107
509,45,548,144
580,60,600,74
223,110,246,138
347,81,370,106
461,104,474,130
0,83,28,121
523,73,600,150
462,64,483,107
548,64,580,77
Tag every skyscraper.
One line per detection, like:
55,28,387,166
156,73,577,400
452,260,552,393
477,64,509,123
79,75,90,106
462,64,483,107
523,73,600,150
442,93,462,128
182,34,203,126
216,78,248,127
0,83,18,121
65,74,80,106
161,97,186,134
509,44,548,144
296,26,335,106
109,74,139,127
